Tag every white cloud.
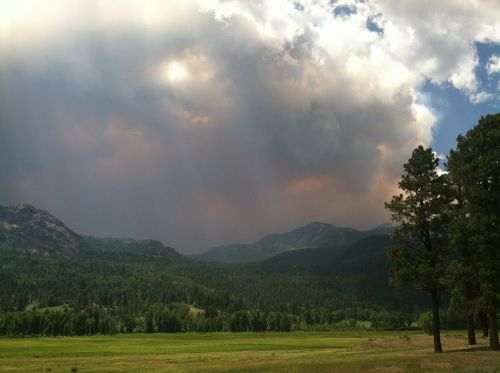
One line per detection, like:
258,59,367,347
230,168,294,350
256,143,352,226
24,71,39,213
372,0,500,101
487,55,500,75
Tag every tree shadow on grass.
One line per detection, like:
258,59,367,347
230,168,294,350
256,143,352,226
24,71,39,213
444,345,490,353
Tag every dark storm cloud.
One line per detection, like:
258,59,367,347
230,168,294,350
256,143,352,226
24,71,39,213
1,1,499,252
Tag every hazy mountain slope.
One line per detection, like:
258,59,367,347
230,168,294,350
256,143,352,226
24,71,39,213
364,223,396,236
189,244,255,262
0,204,81,256
195,221,384,263
254,222,363,251
261,234,391,269
0,204,179,258
260,234,424,309
81,236,179,257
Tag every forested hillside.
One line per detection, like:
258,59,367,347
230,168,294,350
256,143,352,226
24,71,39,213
0,204,437,336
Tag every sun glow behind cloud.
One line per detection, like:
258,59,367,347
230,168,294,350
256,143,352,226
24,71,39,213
164,62,189,82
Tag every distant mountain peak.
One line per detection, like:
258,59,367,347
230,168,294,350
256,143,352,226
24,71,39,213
196,220,368,263
0,203,179,258
372,222,394,229
367,222,395,235
0,204,80,256
304,221,333,227
298,221,361,233
300,221,335,230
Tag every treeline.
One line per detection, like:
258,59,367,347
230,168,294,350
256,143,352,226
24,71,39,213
386,113,500,352
0,304,433,336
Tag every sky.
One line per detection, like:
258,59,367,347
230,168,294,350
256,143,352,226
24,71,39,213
1,0,499,253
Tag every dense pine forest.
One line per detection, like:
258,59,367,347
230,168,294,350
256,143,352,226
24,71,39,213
0,238,428,336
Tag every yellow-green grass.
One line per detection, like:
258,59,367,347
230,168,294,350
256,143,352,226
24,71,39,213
0,331,498,372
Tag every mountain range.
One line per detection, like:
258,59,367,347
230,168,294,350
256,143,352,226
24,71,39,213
192,221,394,263
1,203,393,264
0,203,424,321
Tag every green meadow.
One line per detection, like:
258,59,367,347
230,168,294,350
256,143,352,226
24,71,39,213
0,331,498,372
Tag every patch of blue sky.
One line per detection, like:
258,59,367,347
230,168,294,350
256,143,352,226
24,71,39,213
293,2,304,12
423,42,500,158
333,5,357,17
366,15,383,36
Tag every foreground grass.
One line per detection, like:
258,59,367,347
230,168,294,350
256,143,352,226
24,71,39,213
0,331,498,372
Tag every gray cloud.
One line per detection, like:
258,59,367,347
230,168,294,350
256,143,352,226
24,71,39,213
1,1,499,252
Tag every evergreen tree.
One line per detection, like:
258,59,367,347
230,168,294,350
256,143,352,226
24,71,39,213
385,146,452,353
447,114,500,350
447,148,479,345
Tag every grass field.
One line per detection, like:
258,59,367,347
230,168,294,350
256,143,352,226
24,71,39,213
0,331,498,372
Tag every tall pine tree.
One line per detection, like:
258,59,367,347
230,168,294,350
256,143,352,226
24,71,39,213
447,145,479,346
447,114,500,350
385,146,452,353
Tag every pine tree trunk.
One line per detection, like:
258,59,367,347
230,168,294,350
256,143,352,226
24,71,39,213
480,311,489,337
431,290,442,353
467,313,476,345
488,302,500,350
464,271,477,345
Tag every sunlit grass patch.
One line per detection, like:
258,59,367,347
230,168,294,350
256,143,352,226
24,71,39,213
0,331,498,372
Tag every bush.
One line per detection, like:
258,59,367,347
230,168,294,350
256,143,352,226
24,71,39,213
417,312,432,335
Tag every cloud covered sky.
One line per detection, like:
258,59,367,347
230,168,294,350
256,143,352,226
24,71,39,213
1,0,499,253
